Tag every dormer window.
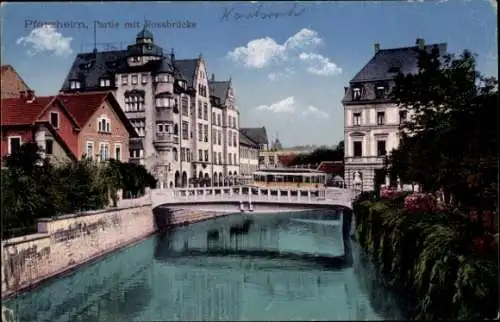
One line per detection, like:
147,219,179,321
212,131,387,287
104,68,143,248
132,57,140,63
375,86,386,99
353,88,361,100
155,74,171,83
132,75,138,85
121,75,128,85
70,80,81,89
99,78,111,87
97,116,111,133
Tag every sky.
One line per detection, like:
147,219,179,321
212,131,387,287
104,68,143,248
2,1,497,147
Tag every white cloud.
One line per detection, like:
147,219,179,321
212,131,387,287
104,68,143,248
268,68,295,82
256,96,295,113
226,28,322,69
298,52,342,76
302,105,330,118
16,25,73,57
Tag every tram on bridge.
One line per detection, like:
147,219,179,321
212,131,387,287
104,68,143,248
251,168,327,189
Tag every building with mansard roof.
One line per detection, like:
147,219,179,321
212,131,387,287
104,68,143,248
342,38,446,191
60,29,240,188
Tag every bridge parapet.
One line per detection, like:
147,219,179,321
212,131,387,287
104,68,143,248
151,186,354,210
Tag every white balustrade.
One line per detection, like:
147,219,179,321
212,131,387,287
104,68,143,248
150,186,353,209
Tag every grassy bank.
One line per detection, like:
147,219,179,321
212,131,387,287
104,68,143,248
353,192,498,320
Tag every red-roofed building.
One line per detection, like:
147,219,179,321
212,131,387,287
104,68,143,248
1,90,137,164
1,91,78,164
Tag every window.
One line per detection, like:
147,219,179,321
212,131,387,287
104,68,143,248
114,144,121,161
173,148,178,161
228,116,232,128
233,116,237,129
204,150,208,162
198,123,203,142
181,96,189,116
213,152,217,163
132,75,138,85
353,112,361,126
228,153,232,165
233,132,237,147
217,114,221,126
375,86,385,99
218,152,222,165
86,141,94,160
50,112,59,128
181,148,186,161
217,131,222,145
45,139,53,155
212,129,216,143
70,80,81,89
141,74,148,84
132,57,140,63
121,75,128,85
198,149,203,161
377,111,385,125
353,141,362,157
130,119,145,137
353,88,361,100
187,148,191,161
377,140,386,156
198,100,202,119
233,153,237,165
399,110,407,124
203,103,208,120
228,132,232,146
8,136,21,155
212,112,215,124
124,92,145,112
203,124,208,142
98,117,111,133
99,143,110,162
99,78,111,87
182,121,189,140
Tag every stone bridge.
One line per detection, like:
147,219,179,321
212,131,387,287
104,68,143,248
151,186,355,213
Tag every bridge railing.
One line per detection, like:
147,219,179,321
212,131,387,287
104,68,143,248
151,186,354,207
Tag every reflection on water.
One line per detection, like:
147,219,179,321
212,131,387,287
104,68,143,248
4,210,402,321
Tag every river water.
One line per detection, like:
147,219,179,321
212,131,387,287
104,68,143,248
4,210,403,321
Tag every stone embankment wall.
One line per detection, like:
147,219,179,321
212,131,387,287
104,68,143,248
1,197,155,299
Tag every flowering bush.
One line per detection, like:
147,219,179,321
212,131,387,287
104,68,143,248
404,192,438,213
380,187,405,199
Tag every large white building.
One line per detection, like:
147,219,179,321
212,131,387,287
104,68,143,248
342,39,446,191
60,29,240,188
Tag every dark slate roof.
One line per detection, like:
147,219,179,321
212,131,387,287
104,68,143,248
174,59,198,88
60,50,128,91
208,80,230,105
239,131,260,148
350,43,447,83
240,127,268,145
137,29,153,39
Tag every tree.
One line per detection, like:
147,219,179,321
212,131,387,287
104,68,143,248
386,46,498,209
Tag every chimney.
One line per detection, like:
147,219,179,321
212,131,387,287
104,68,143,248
374,43,380,54
211,73,215,81
416,38,425,50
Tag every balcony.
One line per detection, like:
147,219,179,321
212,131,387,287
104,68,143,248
153,133,179,150
345,156,385,165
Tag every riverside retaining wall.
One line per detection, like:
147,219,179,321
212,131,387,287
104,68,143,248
1,199,155,299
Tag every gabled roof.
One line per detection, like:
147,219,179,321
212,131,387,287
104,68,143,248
58,92,138,137
239,131,260,148
1,96,55,125
1,65,31,98
350,43,447,83
208,80,230,104
240,127,268,145
174,59,198,88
